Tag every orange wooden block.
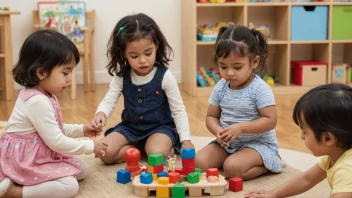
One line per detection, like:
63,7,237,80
131,169,142,178
168,172,180,184
152,174,158,181
147,164,164,174
147,165,153,173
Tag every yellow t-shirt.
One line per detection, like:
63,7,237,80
319,148,352,195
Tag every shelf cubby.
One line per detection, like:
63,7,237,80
332,43,352,64
197,45,215,69
248,6,289,41
182,0,352,96
266,44,290,86
291,43,331,83
197,6,246,26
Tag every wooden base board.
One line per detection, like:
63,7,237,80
132,173,227,197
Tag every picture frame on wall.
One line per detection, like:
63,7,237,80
38,1,86,47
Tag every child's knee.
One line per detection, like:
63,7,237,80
76,160,89,180
59,176,79,198
145,145,170,159
99,149,123,164
223,160,245,178
195,154,209,171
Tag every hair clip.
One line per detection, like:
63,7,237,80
116,25,126,36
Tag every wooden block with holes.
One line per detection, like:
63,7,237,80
132,173,227,197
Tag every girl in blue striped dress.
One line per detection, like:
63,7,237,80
195,25,282,180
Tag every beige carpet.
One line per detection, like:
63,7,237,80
76,137,330,198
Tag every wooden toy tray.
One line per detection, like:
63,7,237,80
132,173,227,197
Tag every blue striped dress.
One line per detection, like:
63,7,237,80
209,75,282,173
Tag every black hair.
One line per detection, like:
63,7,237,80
12,29,80,87
213,25,268,73
106,13,173,76
293,83,352,149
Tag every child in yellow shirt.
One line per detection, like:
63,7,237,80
245,83,352,198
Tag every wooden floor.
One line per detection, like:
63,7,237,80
0,84,309,153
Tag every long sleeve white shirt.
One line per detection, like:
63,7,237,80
96,67,191,142
4,94,94,155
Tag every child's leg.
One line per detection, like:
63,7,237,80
223,147,268,180
99,132,135,164
3,176,78,198
0,159,88,198
144,133,174,159
195,143,228,171
76,158,88,181
0,178,22,198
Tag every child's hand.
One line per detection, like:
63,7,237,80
83,124,101,138
243,190,277,198
181,140,195,151
93,139,108,158
215,127,228,147
91,112,106,132
217,124,242,147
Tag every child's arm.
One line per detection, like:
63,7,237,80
163,71,192,146
62,124,85,138
206,104,223,136
238,105,277,134
244,164,326,198
27,97,94,155
206,80,226,137
93,76,123,126
62,124,101,138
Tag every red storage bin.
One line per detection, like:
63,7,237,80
292,61,327,86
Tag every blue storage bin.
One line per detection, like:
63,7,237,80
291,6,328,41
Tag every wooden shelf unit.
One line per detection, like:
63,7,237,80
181,1,352,96
0,11,20,100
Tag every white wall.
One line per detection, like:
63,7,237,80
3,0,182,88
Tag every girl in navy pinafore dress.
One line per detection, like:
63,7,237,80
91,13,194,164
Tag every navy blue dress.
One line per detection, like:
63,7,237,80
105,65,182,153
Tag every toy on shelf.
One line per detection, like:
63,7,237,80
197,66,221,87
248,22,271,38
263,75,275,86
0,6,10,11
197,22,228,41
210,0,227,2
132,148,228,197
348,65,352,83
197,0,237,2
258,74,278,86
331,63,348,84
